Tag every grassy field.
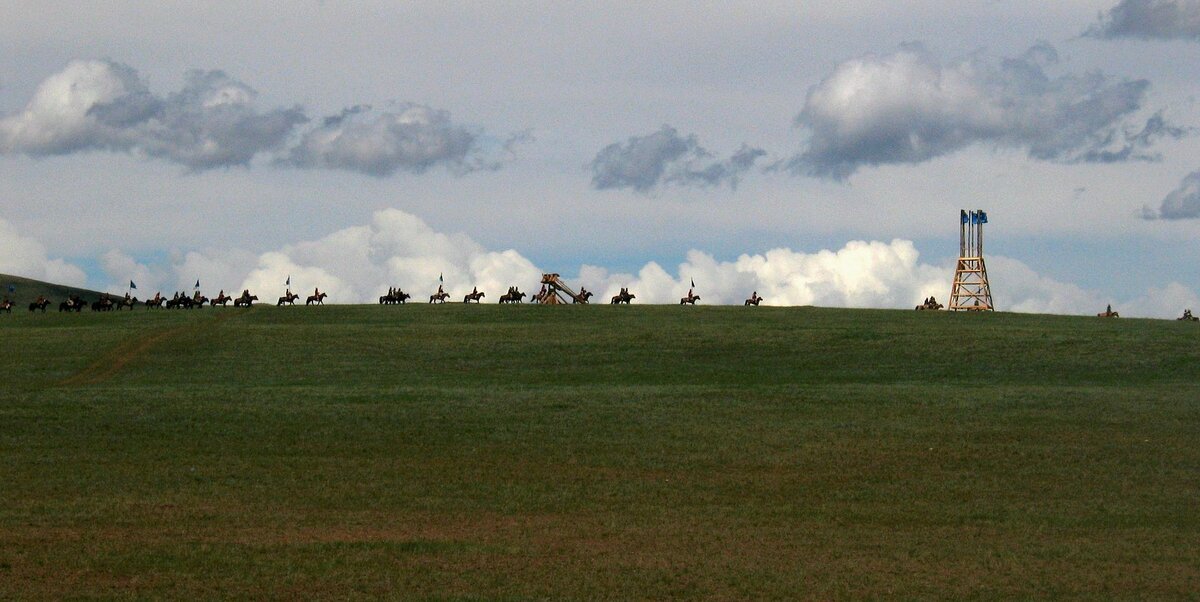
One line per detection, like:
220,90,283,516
1,303,1198,599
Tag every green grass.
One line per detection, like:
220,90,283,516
2,304,1198,599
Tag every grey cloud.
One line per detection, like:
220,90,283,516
1142,171,1200,219
0,60,306,170
284,103,486,177
590,126,765,192
789,43,1172,180
1086,0,1200,41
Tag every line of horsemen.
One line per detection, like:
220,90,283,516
3,288,1197,319
376,284,763,306
8,287,325,313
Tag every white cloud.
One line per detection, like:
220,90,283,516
285,104,491,177
576,240,950,307
81,208,1200,319
0,217,87,286
790,43,1175,179
0,60,306,169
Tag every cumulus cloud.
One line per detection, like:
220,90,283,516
0,217,87,286
1086,0,1200,40
790,42,1171,180
1142,170,1200,219
284,103,496,176
590,125,765,192
0,59,307,169
577,240,949,307
90,208,1199,318
0,60,505,176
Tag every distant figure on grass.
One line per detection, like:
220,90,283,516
916,296,943,311
211,291,232,306
745,291,763,306
680,286,700,305
29,296,50,312
429,284,449,304
1098,304,1119,318
1180,309,1198,322
610,288,635,304
575,287,593,304
307,289,327,305
0,297,12,313
499,286,525,304
235,290,258,307
463,287,485,303
380,287,410,304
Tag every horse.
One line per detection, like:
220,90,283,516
574,290,593,304
306,292,327,305
915,297,944,311
210,293,232,306
380,289,411,304
744,294,763,306
91,298,115,312
29,298,50,313
463,290,485,304
191,295,209,308
1098,310,1119,318
114,297,138,311
680,293,700,305
499,288,525,304
59,297,83,312
1179,309,1199,322
0,299,12,314
234,294,258,307
610,289,635,305
429,291,450,304
277,292,299,306
144,297,164,309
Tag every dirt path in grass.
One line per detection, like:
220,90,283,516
59,309,244,387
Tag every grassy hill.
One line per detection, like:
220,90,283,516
0,272,108,307
1,304,1198,598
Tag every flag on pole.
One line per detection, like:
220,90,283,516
439,273,443,283
195,279,200,289
961,209,968,224
8,284,15,293
979,211,988,224
130,280,137,290
690,278,695,288
286,275,291,286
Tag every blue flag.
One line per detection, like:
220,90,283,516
130,280,137,290
439,273,443,283
961,209,968,224
286,275,290,286
690,278,695,288
7,284,14,293
195,279,200,289
979,211,988,224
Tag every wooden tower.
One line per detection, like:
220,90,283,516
948,209,994,311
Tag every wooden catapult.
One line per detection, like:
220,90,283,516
537,273,589,304
948,209,994,311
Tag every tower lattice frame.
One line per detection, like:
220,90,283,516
949,209,994,311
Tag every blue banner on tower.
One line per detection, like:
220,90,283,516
961,209,968,224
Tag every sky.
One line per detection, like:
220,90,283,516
3,1,1200,316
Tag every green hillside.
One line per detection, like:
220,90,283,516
0,272,108,307
2,305,1198,598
